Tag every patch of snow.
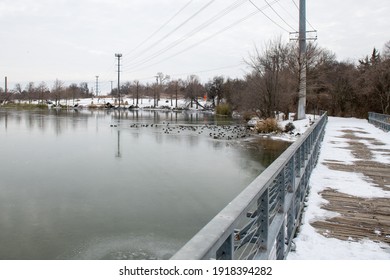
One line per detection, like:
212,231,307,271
247,117,260,127
312,163,390,198
287,117,390,260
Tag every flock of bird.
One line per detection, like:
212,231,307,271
111,122,251,140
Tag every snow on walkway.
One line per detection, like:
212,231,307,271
288,117,390,260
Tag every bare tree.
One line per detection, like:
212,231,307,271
383,40,390,60
245,37,295,117
25,82,36,103
166,79,183,107
68,83,79,105
52,79,64,106
205,76,224,107
36,82,48,104
155,72,170,107
185,75,203,108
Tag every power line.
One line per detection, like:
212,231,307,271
123,0,194,57
125,0,281,73
291,0,315,30
125,9,262,73
102,0,297,88
249,0,290,33
126,0,216,62
276,0,299,24
262,0,297,32
122,0,247,71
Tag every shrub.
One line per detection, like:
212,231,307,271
88,103,98,109
215,104,232,116
284,122,295,133
255,118,281,133
242,111,255,122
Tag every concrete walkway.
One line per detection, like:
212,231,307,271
288,117,390,259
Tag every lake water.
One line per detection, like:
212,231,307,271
0,108,290,260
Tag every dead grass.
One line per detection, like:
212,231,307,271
255,118,281,133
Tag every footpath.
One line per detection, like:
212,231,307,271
288,117,390,259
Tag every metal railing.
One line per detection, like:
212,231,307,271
171,112,328,260
368,112,390,132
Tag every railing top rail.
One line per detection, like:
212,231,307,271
369,112,390,118
171,112,328,260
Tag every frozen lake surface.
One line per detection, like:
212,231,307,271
0,109,289,259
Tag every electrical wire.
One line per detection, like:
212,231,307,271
124,0,283,73
123,0,194,58
96,0,197,92
291,0,316,30
276,0,298,25
103,0,303,89
262,0,297,31
125,0,216,63
122,0,247,71
249,0,290,33
124,9,262,73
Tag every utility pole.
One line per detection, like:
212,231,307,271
95,76,99,97
115,53,122,107
175,81,178,109
289,1,316,120
110,80,114,93
154,75,159,108
135,80,139,106
297,0,306,120
4,76,7,95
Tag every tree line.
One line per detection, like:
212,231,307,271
228,38,390,118
2,38,389,118
0,80,91,106
117,38,390,118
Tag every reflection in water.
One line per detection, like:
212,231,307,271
116,130,121,158
0,108,289,259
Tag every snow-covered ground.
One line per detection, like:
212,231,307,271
55,97,211,110
288,117,390,260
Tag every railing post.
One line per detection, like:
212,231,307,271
216,234,234,260
257,188,269,255
276,222,285,259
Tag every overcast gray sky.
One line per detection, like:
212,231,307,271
0,0,389,94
